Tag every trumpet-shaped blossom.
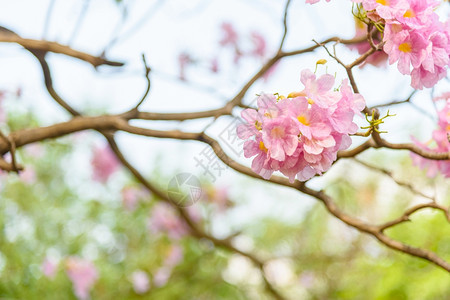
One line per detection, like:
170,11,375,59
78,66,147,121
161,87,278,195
261,116,299,161
411,94,450,177
237,69,365,182
341,0,450,89
383,27,428,74
299,69,340,108
360,0,409,20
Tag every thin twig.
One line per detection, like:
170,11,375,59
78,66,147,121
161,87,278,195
42,0,56,39
132,54,152,110
68,0,91,45
277,0,292,53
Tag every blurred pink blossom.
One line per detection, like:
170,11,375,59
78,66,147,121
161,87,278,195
41,257,58,279
153,266,172,287
411,94,450,177
19,167,36,184
147,203,189,239
24,144,44,158
210,57,219,73
131,270,150,294
65,257,98,300
165,245,183,267
250,31,266,58
185,205,202,223
91,145,120,183
204,186,231,212
121,186,149,211
219,22,238,47
178,52,193,81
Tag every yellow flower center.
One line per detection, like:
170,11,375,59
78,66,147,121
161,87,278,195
376,0,388,6
398,42,412,53
259,141,268,152
287,91,306,98
254,121,262,131
355,18,365,30
297,115,310,126
403,9,415,18
307,98,314,105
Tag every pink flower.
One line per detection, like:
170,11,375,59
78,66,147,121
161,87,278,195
299,69,340,108
410,64,447,90
153,267,172,287
210,57,219,73
250,31,266,58
121,186,148,211
383,26,428,74
65,257,98,300
178,52,193,81
257,93,281,119
237,70,366,182
131,270,150,294
361,0,409,20
261,116,299,161
147,203,189,239
411,94,450,177
41,257,58,279
91,145,120,183
420,31,449,74
219,22,239,47
237,108,263,140
165,245,184,267
19,167,36,184
243,138,275,179
203,186,230,211
394,0,438,29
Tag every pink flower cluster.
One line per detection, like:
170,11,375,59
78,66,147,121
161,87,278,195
237,69,365,182
364,0,449,89
411,93,450,177
307,0,449,89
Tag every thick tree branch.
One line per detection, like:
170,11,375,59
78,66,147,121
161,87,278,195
0,28,123,67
